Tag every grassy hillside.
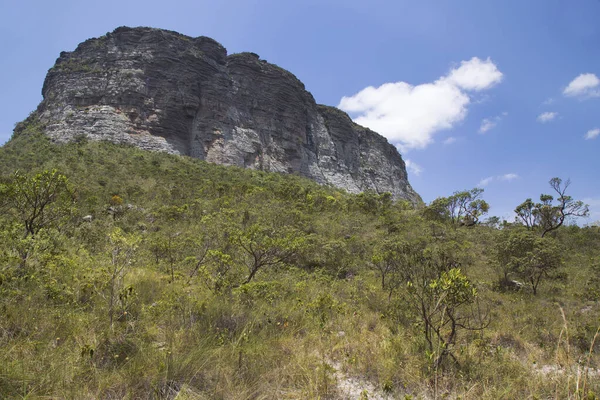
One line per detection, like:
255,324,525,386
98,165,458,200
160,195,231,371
1,120,600,399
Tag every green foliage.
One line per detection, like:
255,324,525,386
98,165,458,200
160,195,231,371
495,229,563,294
370,235,428,298
352,190,393,214
515,177,589,237
402,237,486,367
4,169,74,238
583,259,600,301
231,221,309,285
52,57,102,73
106,227,141,327
0,132,598,399
424,188,489,226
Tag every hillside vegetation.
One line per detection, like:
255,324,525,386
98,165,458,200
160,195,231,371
1,120,600,399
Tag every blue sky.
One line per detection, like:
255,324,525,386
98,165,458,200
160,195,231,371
1,0,599,222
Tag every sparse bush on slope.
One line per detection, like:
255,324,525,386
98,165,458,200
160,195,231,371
1,125,599,399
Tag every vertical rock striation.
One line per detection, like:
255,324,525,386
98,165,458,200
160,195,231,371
34,26,420,203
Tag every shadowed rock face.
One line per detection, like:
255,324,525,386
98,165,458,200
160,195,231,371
36,26,421,204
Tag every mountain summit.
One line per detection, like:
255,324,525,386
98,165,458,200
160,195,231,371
30,26,420,203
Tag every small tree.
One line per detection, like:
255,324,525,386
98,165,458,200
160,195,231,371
495,230,562,295
0,178,10,211
4,169,74,238
417,268,479,366
424,188,489,226
195,249,236,293
353,191,393,214
515,178,589,237
423,197,451,223
371,237,427,299
482,216,501,229
388,236,487,367
409,246,486,367
230,223,307,285
371,239,403,292
107,228,140,328
148,231,187,282
514,198,536,229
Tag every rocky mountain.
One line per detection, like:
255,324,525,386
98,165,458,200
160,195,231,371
30,26,420,203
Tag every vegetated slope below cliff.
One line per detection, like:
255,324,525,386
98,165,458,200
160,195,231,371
24,26,420,204
1,125,600,400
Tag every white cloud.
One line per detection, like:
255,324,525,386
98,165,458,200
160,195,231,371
443,136,457,145
478,112,507,134
405,159,423,176
478,176,494,187
563,73,600,98
537,111,558,123
338,57,503,150
542,97,555,105
479,118,496,134
478,173,519,187
585,128,600,140
500,173,519,181
446,57,504,91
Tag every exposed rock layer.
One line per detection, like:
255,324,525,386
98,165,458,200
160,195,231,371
35,27,420,203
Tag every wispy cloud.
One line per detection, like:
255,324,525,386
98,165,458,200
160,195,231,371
443,136,457,145
585,128,600,140
478,176,494,187
537,111,558,123
479,119,497,134
563,73,600,98
477,173,519,187
478,112,507,134
499,173,519,181
339,57,503,151
405,159,423,176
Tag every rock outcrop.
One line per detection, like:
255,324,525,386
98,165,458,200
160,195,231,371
34,26,420,203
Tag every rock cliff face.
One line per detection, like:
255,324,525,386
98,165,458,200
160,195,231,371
35,26,420,203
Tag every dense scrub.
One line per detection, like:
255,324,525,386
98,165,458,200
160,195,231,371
1,125,600,399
